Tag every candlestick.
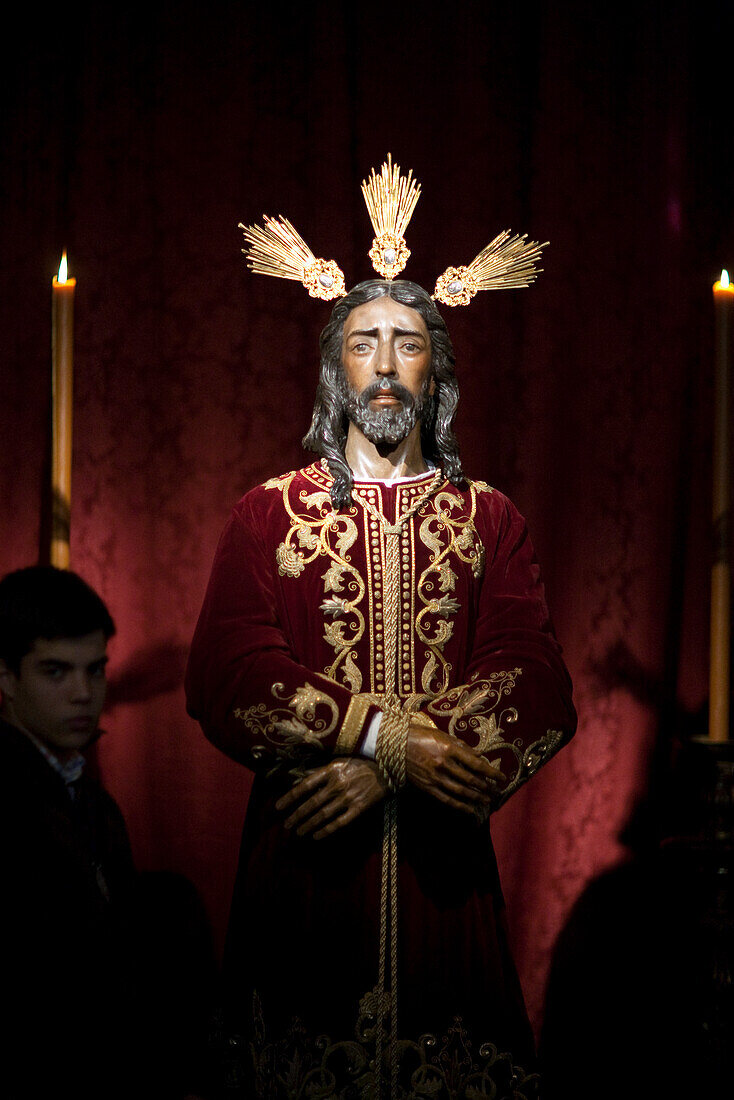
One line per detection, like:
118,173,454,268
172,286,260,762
709,269,733,741
51,251,76,570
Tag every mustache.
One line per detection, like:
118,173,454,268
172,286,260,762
357,379,415,407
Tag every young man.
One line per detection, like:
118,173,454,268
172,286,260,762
0,565,224,1099
0,565,147,1097
0,566,114,768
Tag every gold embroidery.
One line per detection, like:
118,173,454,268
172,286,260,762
400,512,415,694
491,727,566,807
367,517,380,693
416,484,485,695
426,670,566,807
427,669,523,751
233,680,339,773
262,470,298,492
265,468,367,692
300,488,333,511
366,491,385,694
349,475,444,704
435,558,457,592
275,542,306,577
350,474,444,702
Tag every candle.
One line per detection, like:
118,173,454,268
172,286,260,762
709,269,733,741
51,252,76,570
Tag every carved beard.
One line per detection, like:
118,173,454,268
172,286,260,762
337,372,436,447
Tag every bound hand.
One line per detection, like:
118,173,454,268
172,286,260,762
406,718,505,815
276,758,389,840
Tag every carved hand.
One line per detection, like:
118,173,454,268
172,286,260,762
406,717,504,815
276,757,389,840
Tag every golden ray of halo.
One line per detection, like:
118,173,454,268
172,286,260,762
239,216,346,300
361,154,421,278
434,231,548,305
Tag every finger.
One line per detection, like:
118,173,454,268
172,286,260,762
449,746,505,783
444,758,503,793
430,787,485,816
276,769,328,812
444,756,494,788
312,806,357,840
284,786,337,830
434,773,492,805
450,744,502,778
294,796,349,837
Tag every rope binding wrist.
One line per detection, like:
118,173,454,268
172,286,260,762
375,706,410,792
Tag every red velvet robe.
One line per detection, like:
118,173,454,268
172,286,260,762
186,462,576,1099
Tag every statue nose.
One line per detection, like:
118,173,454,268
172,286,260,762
375,348,396,376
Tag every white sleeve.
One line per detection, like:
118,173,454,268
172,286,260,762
359,710,381,759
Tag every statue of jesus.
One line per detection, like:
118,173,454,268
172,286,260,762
186,271,576,1099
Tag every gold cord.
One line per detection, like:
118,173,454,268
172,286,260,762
353,470,443,1096
376,709,409,791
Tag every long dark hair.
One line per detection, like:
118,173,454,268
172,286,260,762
302,280,463,508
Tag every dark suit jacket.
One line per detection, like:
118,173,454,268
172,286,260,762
0,717,142,1098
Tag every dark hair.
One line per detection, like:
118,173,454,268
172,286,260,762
0,566,116,674
302,280,464,508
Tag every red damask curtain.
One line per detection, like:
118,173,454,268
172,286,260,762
1,0,732,1035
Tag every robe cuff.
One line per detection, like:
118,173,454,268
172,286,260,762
359,712,381,760
335,695,379,755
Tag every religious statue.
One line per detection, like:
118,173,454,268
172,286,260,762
185,157,577,1099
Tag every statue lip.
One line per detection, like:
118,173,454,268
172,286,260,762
370,394,401,406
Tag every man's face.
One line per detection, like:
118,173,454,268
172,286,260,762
340,296,436,446
0,631,108,761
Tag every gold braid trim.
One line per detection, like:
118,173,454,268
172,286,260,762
336,694,373,754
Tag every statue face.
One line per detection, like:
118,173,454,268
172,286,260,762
341,296,434,406
339,297,436,446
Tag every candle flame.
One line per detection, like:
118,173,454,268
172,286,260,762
57,252,69,284
713,268,733,293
